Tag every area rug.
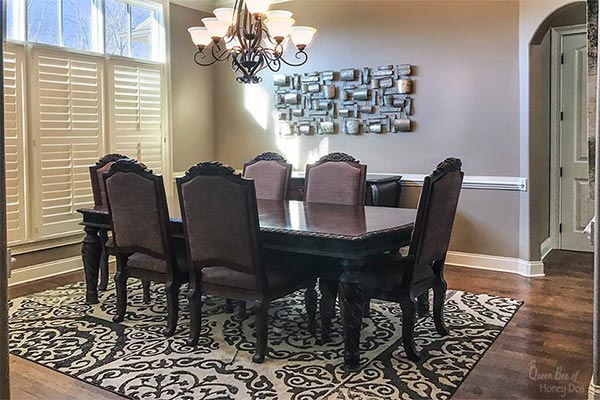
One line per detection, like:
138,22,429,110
8,280,522,400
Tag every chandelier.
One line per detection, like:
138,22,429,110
187,0,317,84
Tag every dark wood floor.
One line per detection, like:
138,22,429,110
7,250,594,399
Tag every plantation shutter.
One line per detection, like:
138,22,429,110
107,60,164,174
3,44,27,245
29,48,105,239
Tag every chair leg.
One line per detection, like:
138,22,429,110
164,281,180,337
112,266,128,323
319,278,338,343
186,273,202,346
142,280,151,304
417,291,430,316
433,261,449,336
253,299,269,363
399,294,420,361
98,229,109,291
239,301,247,319
304,280,317,335
224,299,234,313
363,298,371,318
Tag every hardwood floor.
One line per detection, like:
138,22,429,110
6,250,594,399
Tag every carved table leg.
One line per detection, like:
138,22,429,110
339,266,365,371
417,291,430,317
98,229,109,291
82,225,102,304
319,277,338,343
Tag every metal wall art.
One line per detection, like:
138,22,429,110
274,64,414,135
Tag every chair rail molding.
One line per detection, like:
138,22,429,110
285,171,527,192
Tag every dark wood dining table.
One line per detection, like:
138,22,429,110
77,199,416,370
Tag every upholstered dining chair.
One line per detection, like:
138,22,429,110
104,159,188,336
243,152,292,201
304,152,367,340
304,152,367,206
89,154,128,292
361,157,464,361
177,162,316,363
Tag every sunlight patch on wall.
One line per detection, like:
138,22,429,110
307,137,330,164
244,84,269,129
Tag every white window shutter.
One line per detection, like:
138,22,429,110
107,60,164,174
3,44,27,245
29,48,105,240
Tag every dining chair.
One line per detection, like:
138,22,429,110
304,152,367,206
177,161,316,363
304,152,367,340
90,153,127,292
218,152,295,317
362,157,464,361
104,159,188,336
243,151,292,201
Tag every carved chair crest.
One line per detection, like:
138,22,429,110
106,158,152,176
95,153,129,168
249,152,288,163
185,161,236,177
317,152,360,164
432,157,462,177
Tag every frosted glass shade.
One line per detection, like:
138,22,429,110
265,17,295,39
213,8,234,24
188,27,212,47
202,17,229,38
290,26,316,47
244,0,270,15
266,10,293,19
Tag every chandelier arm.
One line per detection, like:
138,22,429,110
193,49,221,67
279,50,309,67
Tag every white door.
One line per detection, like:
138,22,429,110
559,30,593,252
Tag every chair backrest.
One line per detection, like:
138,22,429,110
304,152,367,205
103,159,172,268
177,162,263,285
409,158,464,267
89,153,129,207
243,152,292,201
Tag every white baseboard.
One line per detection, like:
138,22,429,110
8,256,83,287
446,251,545,277
589,380,600,400
540,237,553,260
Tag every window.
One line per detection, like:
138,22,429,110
3,0,167,245
105,0,162,62
26,0,99,51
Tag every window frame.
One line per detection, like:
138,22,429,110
6,0,165,63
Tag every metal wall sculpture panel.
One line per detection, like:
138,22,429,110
273,64,414,135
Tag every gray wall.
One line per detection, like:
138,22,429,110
170,3,216,172
213,0,522,257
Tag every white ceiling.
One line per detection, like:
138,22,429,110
170,0,290,12
169,0,217,12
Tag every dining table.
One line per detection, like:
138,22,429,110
77,198,417,370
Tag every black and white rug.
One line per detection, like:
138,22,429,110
8,280,521,399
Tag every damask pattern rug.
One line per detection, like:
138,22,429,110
8,280,521,400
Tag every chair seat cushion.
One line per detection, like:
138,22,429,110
201,266,310,292
127,253,168,273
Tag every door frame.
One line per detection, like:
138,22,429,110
550,24,588,250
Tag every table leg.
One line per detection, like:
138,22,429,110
98,229,109,291
319,277,338,343
417,291,430,316
82,225,102,304
339,266,365,371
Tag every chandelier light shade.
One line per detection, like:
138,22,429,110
188,0,317,84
